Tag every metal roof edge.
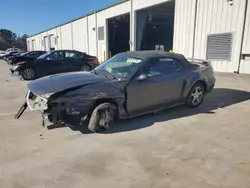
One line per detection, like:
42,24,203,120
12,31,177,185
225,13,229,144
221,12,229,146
27,0,129,39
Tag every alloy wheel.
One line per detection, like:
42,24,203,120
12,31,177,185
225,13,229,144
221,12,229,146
81,65,91,72
191,86,203,106
22,69,35,80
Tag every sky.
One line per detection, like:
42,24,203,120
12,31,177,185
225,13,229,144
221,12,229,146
0,0,121,36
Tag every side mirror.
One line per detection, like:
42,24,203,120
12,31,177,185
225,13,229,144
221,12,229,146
135,73,148,81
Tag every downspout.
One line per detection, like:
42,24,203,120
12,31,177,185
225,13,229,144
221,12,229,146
236,0,248,74
105,19,109,60
130,0,134,51
192,0,198,62
95,12,98,57
47,31,49,51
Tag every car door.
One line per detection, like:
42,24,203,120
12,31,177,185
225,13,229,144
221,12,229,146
36,51,66,76
60,51,80,72
126,57,186,116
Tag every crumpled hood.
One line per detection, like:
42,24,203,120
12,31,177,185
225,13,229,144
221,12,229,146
28,72,105,95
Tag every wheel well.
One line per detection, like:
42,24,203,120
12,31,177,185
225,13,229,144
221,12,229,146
88,98,119,118
196,80,207,92
94,98,118,108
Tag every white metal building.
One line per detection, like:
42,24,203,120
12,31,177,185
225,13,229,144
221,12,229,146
27,0,250,74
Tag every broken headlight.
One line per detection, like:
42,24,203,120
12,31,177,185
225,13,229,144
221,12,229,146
40,93,54,100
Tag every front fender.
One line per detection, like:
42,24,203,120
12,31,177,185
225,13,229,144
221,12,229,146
50,81,126,118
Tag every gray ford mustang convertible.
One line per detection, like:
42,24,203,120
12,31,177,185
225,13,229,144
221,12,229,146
15,51,215,132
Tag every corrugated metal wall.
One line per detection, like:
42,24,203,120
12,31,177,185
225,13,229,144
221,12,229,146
174,0,248,73
133,0,170,10
60,23,73,49
194,0,246,73
26,0,250,74
87,14,97,56
72,18,88,53
41,32,48,51
173,0,196,57
97,1,130,61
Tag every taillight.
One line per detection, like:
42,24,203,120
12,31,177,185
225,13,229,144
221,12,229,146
17,61,25,65
90,57,99,66
90,57,98,62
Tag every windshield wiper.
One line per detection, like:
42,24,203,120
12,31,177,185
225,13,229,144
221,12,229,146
96,70,116,80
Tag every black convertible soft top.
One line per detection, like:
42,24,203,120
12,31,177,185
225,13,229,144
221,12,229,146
119,50,192,67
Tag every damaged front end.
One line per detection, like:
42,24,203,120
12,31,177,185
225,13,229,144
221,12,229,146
15,91,52,125
15,91,93,127
15,71,127,128
15,91,48,120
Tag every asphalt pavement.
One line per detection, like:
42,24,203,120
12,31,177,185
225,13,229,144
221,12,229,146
1,60,250,188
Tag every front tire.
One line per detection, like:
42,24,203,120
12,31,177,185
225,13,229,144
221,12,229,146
186,83,205,108
20,68,36,80
88,103,117,133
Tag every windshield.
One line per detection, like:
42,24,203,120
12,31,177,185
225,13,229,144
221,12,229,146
95,54,143,80
37,51,50,59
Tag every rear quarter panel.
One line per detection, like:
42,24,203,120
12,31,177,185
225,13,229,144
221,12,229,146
182,66,215,98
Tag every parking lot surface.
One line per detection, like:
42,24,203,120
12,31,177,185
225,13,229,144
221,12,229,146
1,60,250,188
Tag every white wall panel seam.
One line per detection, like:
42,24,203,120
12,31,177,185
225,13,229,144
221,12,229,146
71,22,74,49
86,16,89,54
95,13,98,56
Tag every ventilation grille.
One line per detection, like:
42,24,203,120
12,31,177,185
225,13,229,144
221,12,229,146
206,33,232,60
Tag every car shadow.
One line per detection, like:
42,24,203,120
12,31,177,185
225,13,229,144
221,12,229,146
58,88,250,134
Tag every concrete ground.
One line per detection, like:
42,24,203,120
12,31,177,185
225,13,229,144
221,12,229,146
0,60,250,188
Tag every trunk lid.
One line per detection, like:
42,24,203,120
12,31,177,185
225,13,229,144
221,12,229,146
187,58,212,71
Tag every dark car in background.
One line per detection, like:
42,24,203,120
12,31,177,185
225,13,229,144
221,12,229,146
6,51,27,64
10,51,47,65
10,50,99,80
3,51,20,62
16,51,215,133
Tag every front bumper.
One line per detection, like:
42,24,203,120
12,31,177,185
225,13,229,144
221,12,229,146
25,91,92,126
10,65,21,77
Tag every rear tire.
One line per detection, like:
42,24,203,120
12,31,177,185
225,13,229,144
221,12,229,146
20,68,36,80
80,64,91,72
88,103,117,133
186,82,205,108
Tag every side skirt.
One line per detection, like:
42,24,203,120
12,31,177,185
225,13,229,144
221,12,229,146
119,102,186,120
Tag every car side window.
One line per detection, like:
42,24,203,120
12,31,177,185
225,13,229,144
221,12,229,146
76,52,85,59
38,52,45,56
27,52,38,57
45,51,65,60
142,58,182,77
65,51,76,59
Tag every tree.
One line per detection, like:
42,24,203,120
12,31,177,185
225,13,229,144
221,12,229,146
0,29,28,51
13,34,28,51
